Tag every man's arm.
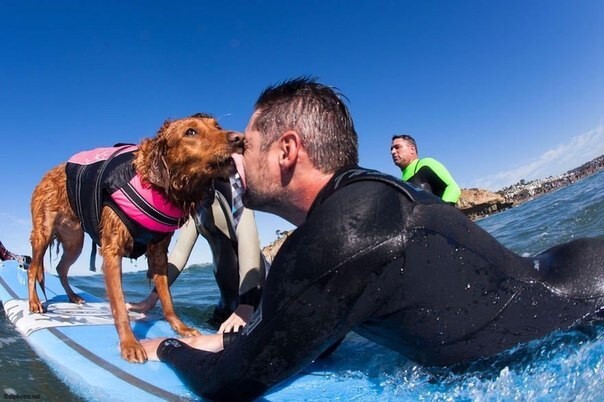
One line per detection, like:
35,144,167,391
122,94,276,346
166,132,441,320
235,207,265,305
414,158,461,204
166,216,199,279
142,333,224,360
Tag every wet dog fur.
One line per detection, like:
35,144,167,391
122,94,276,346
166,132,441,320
28,114,243,362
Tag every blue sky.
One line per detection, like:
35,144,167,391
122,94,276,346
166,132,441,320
1,1,604,272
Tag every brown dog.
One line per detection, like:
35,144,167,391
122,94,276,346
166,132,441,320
28,114,243,363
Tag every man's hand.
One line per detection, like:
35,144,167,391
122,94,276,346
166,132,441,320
141,334,226,361
140,337,167,361
218,304,254,334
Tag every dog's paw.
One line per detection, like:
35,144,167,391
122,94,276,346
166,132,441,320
28,300,45,314
120,341,148,363
67,293,85,305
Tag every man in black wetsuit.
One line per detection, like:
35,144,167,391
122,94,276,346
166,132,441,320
142,77,604,401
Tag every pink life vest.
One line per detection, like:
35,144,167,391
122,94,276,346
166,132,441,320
65,145,187,258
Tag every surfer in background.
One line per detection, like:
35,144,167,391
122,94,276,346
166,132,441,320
142,77,604,400
390,133,461,204
0,239,31,268
128,178,267,333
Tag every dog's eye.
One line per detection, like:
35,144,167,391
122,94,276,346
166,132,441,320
185,128,198,136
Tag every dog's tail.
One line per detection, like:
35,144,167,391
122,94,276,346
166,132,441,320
38,236,62,301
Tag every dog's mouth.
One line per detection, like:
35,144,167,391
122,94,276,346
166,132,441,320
206,153,236,177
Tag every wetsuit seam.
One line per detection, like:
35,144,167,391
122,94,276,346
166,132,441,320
403,224,530,347
437,292,520,347
442,237,568,298
412,226,525,286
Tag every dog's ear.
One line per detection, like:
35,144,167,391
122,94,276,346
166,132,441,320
144,121,171,189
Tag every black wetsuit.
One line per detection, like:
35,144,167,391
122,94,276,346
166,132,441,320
157,167,604,400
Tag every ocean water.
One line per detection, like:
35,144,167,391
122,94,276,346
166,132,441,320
1,171,603,401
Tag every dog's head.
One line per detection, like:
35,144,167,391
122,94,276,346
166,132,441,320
135,113,244,207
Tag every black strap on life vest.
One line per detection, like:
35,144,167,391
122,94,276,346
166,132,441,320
88,144,136,271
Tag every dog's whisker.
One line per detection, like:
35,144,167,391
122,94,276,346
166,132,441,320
216,113,232,123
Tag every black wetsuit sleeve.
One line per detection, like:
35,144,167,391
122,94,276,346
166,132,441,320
239,287,262,307
408,166,447,200
408,161,461,204
156,181,408,400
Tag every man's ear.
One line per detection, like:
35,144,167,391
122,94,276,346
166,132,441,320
278,131,301,169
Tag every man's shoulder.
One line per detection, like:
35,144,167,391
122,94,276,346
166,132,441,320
332,167,397,186
417,157,444,167
331,167,430,203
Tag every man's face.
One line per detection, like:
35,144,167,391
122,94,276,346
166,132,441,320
240,111,283,213
390,138,416,169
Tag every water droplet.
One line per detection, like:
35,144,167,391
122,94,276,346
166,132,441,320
533,260,540,271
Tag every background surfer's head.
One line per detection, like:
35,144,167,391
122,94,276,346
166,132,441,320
391,134,418,169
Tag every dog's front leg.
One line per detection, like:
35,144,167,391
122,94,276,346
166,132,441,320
102,252,147,362
148,237,200,337
100,208,147,363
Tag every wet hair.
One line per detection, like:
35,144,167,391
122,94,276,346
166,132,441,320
190,112,214,119
392,134,418,154
252,76,359,173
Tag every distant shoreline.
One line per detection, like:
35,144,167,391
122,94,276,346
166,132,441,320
459,154,604,220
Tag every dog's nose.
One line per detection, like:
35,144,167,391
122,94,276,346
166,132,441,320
228,131,244,146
